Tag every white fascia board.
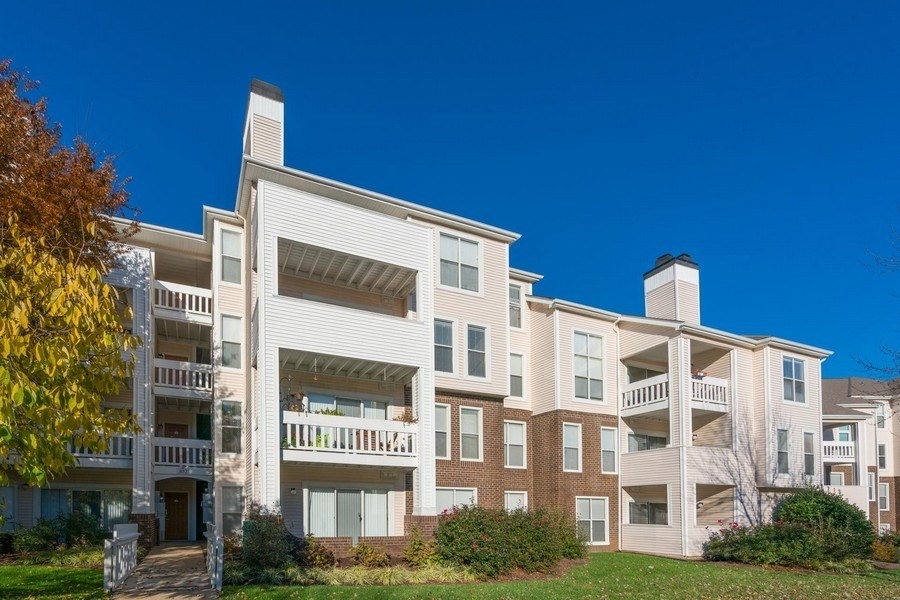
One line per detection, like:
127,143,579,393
748,336,833,358
547,298,619,322
679,324,757,349
509,267,544,283
822,413,869,422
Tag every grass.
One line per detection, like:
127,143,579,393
0,565,104,600
221,552,900,599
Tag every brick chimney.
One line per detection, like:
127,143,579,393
643,253,700,324
242,79,284,165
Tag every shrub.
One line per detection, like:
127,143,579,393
871,538,897,562
13,518,61,552
402,525,437,567
298,534,337,569
774,487,875,559
0,532,14,554
704,522,822,567
240,504,294,570
61,512,108,547
349,541,389,568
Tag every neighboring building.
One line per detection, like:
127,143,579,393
822,377,900,533
0,80,839,557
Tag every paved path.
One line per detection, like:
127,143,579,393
112,542,218,599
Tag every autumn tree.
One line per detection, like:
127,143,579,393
0,60,140,487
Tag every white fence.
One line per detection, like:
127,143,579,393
690,376,728,405
823,441,855,461
154,437,214,467
205,521,223,591
153,280,212,320
103,524,140,592
282,411,417,457
622,374,670,410
154,358,213,393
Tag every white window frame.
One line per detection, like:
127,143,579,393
601,427,618,474
439,233,480,293
436,487,477,513
220,228,242,285
563,422,582,472
509,353,524,398
575,496,609,546
305,486,391,538
776,428,790,475
221,314,242,370
221,400,242,454
221,485,243,535
829,471,845,486
509,284,522,329
876,403,887,429
802,431,815,477
434,319,455,374
782,356,806,404
628,501,669,525
836,425,852,442
504,421,527,469
878,444,887,470
627,432,667,452
465,324,488,379
434,403,450,460
573,331,604,402
459,406,483,462
868,472,876,502
504,491,528,512
879,483,890,511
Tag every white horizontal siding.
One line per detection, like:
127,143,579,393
556,312,618,416
645,282,676,321
251,114,282,165
620,447,681,487
529,306,557,415
619,322,672,359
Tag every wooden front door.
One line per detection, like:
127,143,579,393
165,492,189,540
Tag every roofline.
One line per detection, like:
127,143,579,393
111,215,205,242
680,324,758,349
509,267,543,283
748,336,833,358
237,156,521,243
822,413,869,421
547,298,620,321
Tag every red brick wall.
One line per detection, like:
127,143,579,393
130,513,158,550
886,476,900,532
868,466,878,523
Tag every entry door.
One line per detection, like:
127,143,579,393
165,492,189,540
166,423,189,439
336,490,361,539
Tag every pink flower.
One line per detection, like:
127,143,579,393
471,541,478,548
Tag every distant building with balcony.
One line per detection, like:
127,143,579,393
0,80,849,557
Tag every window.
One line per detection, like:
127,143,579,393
434,404,449,459
879,444,887,470
574,332,603,401
504,491,527,512
829,471,845,486
626,365,665,383
436,488,476,512
776,429,790,474
308,488,388,538
627,433,667,452
509,354,524,397
803,432,815,476
460,407,482,461
629,502,668,525
434,320,453,373
504,421,526,468
836,425,851,442
306,395,387,420
509,284,522,328
221,315,241,368
576,497,608,545
868,473,876,502
221,229,241,284
881,524,892,535
440,233,479,291
221,401,242,453
876,403,886,429
601,427,617,473
879,483,890,511
563,423,582,471
782,356,805,403
40,489,132,531
467,325,486,378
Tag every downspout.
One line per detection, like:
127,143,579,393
678,337,690,556
614,318,622,551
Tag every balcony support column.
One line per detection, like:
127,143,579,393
412,368,436,516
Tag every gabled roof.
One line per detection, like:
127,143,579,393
822,377,900,417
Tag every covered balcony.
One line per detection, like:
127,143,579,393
822,441,855,462
69,436,133,469
152,318,212,400
153,437,213,477
153,280,212,325
621,374,728,418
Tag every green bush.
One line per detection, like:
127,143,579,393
349,541,389,568
773,487,875,559
402,525,437,567
61,512,108,547
13,518,62,552
704,522,822,566
0,532,15,554
298,534,337,569
240,504,294,570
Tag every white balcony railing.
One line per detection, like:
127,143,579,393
153,281,212,323
823,441,855,461
153,437,213,468
622,374,670,411
154,359,213,396
282,411,417,463
70,436,133,460
690,376,728,405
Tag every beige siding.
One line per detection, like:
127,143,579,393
251,114,282,165
620,447,681,487
619,322,672,359
645,282,676,321
675,280,700,324
556,312,618,416
621,479,682,555
530,305,557,415
218,285,245,317
278,273,404,316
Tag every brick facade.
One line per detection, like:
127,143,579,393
130,512,158,550
885,476,900,532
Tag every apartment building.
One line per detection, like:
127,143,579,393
0,80,837,558
822,377,900,533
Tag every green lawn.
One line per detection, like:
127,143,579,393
221,553,900,600
0,565,104,600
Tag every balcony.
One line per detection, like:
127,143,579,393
621,374,728,418
153,359,212,400
281,411,418,468
822,441,855,462
153,437,213,476
153,281,212,325
69,436,133,468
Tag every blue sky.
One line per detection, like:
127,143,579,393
4,2,899,378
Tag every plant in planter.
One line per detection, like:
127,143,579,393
394,409,417,424
315,408,344,417
281,435,298,449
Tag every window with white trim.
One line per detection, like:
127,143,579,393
306,394,387,420
436,488,476,513
574,332,603,401
467,325,486,378
576,497,608,545
440,233,479,291
221,229,242,284
434,404,449,459
879,444,887,470
627,433,666,452
504,491,527,512
868,472,876,502
509,353,523,397
803,432,815,476
434,320,453,373
829,471,844,486
307,488,388,537
221,315,242,368
879,483,890,511
222,486,243,535
776,428,790,474
509,284,522,328
782,356,805,403
601,427,617,474
460,407,482,461
836,425,851,442
563,423,582,472
876,403,886,429
221,401,242,453
629,501,668,525
504,421,526,468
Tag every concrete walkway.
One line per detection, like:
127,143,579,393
112,542,218,599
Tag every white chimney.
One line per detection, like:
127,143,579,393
643,253,700,324
242,79,284,165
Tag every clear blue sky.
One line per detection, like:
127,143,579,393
4,1,899,378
